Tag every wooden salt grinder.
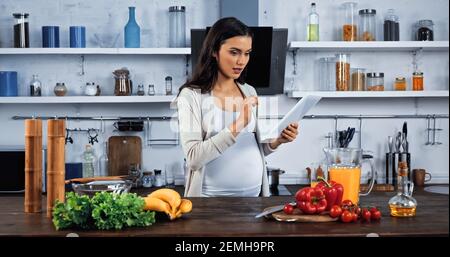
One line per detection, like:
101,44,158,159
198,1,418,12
46,119,66,218
24,119,42,213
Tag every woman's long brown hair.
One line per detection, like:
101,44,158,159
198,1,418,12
178,17,253,95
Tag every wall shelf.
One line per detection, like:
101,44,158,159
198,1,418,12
0,48,191,55
288,41,449,52
0,95,176,104
287,90,450,98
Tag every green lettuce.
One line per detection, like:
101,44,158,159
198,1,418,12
52,192,155,230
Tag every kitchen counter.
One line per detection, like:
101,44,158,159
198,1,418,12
0,185,448,237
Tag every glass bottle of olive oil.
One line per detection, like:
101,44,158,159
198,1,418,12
389,161,417,217
307,3,319,41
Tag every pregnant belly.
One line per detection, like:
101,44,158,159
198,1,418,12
203,134,263,190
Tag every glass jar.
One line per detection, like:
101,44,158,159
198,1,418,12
84,82,97,96
148,84,155,96
416,20,434,41
412,72,424,91
350,68,366,91
13,13,29,48
335,53,351,91
54,82,67,96
137,84,145,96
142,171,154,188
394,77,407,91
113,68,132,96
384,9,400,41
29,74,42,96
318,57,335,91
341,2,358,41
169,6,186,47
165,76,173,95
359,9,377,41
154,169,164,187
366,73,384,91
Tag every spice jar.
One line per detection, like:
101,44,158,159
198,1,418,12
165,76,173,95
341,2,358,41
416,20,434,41
366,73,384,91
137,84,145,96
412,72,424,91
154,169,164,187
394,77,406,91
359,9,377,41
335,53,351,91
350,68,366,91
148,84,155,96
142,171,154,188
54,82,67,96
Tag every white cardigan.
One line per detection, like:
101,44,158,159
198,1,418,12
173,83,276,197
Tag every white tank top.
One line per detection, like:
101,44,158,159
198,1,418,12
202,103,263,197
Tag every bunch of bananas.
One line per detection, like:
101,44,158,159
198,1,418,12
143,188,192,220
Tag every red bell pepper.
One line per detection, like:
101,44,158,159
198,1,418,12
315,176,344,211
295,187,327,214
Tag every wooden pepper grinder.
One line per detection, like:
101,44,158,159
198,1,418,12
46,119,66,218
24,119,42,213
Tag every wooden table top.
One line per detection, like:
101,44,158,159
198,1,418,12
0,185,448,237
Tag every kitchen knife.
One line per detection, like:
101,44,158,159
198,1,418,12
255,202,296,218
388,136,393,153
402,122,408,140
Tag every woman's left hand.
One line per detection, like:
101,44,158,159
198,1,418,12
276,122,299,144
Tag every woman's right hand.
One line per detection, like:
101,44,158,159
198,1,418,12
238,96,258,126
229,96,258,138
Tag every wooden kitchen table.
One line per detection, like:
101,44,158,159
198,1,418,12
0,186,448,237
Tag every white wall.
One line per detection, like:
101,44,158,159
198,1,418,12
0,0,448,185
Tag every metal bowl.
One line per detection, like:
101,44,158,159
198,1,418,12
71,180,132,197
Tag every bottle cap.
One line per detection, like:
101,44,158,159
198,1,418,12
169,6,185,12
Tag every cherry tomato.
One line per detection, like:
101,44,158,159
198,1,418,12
369,207,378,213
329,205,342,218
371,210,382,220
340,210,353,223
342,200,353,207
354,206,361,216
283,203,294,215
352,212,358,222
361,209,371,222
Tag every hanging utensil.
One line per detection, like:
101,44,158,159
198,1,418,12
344,127,356,148
388,136,393,153
395,132,402,153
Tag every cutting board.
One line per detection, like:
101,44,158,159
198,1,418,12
264,206,338,222
108,136,142,176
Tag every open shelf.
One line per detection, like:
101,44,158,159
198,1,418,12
288,41,449,52
287,90,449,98
0,95,176,104
0,48,191,55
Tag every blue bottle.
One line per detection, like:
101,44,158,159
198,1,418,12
124,6,140,48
